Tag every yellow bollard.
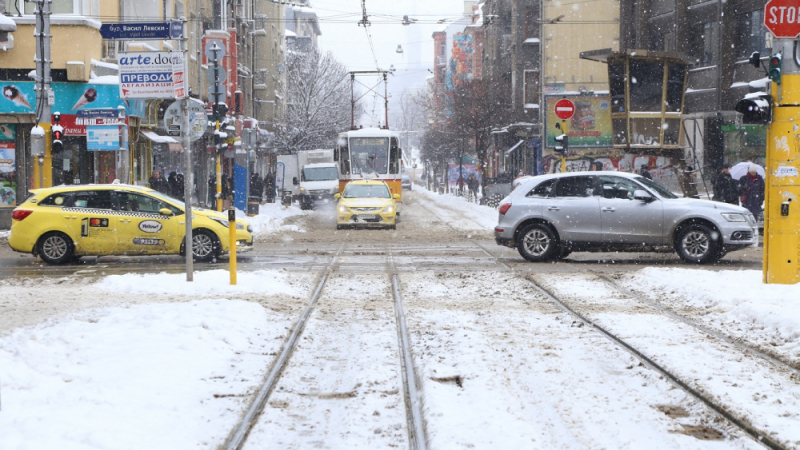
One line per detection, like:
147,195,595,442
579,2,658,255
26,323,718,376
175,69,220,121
228,208,237,285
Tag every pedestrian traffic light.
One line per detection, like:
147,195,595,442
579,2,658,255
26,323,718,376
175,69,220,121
735,93,772,124
52,124,64,153
554,133,568,154
769,53,782,85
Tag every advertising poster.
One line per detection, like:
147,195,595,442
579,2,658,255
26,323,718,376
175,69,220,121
0,124,16,207
0,82,146,117
87,126,121,151
119,51,182,99
545,95,614,149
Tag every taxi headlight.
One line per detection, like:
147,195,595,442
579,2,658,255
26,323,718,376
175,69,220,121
210,217,229,228
382,205,395,214
721,212,746,222
236,223,244,230
338,204,349,214
247,224,253,233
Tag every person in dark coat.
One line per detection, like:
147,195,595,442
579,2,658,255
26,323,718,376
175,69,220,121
208,175,217,208
175,173,185,201
264,172,276,203
739,165,765,218
712,163,739,204
639,164,653,180
250,173,263,202
167,172,180,198
149,171,169,195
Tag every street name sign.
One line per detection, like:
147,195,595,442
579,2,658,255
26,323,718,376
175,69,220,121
100,21,184,40
764,0,800,38
554,98,576,120
119,51,183,99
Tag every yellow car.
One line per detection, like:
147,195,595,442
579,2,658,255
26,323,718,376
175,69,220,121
8,183,253,264
335,179,399,230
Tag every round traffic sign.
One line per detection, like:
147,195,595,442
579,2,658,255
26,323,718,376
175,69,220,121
554,98,575,120
764,0,800,38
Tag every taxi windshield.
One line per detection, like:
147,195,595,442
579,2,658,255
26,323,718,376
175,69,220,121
343,184,391,199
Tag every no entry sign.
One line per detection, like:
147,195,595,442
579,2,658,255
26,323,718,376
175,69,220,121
554,98,575,120
765,0,800,38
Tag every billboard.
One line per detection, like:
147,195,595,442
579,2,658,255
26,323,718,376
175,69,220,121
0,82,146,117
118,51,184,99
545,95,613,149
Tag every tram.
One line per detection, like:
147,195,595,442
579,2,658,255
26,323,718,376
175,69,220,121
334,128,404,201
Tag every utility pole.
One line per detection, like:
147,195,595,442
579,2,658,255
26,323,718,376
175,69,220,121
179,16,194,282
33,0,52,189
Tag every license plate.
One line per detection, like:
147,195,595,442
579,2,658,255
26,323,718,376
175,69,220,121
357,214,377,221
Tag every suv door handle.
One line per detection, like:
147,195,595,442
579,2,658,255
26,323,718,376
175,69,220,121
602,207,615,212
546,206,560,211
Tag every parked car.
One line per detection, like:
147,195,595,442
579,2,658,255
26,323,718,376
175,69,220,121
401,175,412,191
482,172,514,207
8,183,253,264
494,172,759,264
335,179,400,230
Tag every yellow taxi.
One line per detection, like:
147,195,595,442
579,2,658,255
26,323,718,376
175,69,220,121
335,179,399,230
8,183,253,264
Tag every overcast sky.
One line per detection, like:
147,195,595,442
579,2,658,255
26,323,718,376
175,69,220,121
312,0,469,124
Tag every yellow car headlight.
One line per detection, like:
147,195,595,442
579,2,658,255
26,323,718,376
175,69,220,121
338,204,349,214
382,205,395,214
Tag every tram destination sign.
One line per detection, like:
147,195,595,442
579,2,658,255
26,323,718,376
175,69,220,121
100,20,183,40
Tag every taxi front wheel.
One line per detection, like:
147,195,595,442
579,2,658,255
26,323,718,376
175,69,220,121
192,229,219,262
37,231,75,265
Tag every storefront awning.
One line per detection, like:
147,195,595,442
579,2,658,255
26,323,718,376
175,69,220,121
505,140,525,155
140,130,179,144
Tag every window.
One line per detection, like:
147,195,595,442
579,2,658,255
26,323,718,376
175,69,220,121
553,176,596,198
525,7,539,39
608,63,626,113
527,179,555,198
736,10,769,58
71,191,113,209
597,176,640,200
39,193,71,207
629,60,665,112
524,70,539,106
115,191,175,214
21,0,99,16
691,22,716,65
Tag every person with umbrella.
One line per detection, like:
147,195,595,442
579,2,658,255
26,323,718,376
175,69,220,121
739,165,765,218
712,163,739,205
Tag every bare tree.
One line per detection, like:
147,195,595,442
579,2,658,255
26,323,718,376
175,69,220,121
274,49,363,153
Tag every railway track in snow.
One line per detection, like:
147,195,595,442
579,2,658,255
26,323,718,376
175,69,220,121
220,242,427,450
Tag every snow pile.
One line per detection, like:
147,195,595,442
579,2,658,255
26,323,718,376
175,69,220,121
94,269,304,296
624,268,800,356
235,203,311,237
0,230,9,242
413,186,497,231
0,299,278,449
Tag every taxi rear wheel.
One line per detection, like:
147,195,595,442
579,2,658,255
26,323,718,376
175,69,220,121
37,232,74,265
192,229,219,262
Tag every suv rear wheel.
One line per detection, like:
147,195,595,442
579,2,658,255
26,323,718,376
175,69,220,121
675,223,722,264
517,223,558,262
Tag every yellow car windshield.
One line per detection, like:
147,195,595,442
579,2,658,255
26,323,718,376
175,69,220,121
343,184,391,199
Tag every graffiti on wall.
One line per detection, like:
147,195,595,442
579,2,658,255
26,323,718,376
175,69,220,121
540,154,677,182
446,33,473,91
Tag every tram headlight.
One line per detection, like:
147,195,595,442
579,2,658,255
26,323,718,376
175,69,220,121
338,204,349,214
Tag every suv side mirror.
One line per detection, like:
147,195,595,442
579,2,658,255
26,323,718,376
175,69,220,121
633,189,654,202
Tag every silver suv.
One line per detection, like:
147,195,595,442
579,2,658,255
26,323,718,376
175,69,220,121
494,172,759,264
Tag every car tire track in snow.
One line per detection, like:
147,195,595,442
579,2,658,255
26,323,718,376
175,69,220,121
595,273,800,376
222,243,346,450
525,275,790,450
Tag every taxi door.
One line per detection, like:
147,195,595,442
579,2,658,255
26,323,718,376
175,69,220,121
113,191,181,255
61,190,118,255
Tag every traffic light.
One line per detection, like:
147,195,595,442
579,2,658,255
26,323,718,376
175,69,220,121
554,133,568,154
213,103,228,121
769,53,782,85
735,93,772,124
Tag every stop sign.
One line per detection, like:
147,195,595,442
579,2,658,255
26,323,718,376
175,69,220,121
554,99,575,120
765,0,800,38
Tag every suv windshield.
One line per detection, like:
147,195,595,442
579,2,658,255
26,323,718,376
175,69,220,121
303,167,338,181
343,184,391,199
634,176,678,198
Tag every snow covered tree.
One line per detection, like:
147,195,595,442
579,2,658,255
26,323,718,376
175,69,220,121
274,49,363,153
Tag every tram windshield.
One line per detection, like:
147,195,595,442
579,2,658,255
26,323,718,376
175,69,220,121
349,137,389,175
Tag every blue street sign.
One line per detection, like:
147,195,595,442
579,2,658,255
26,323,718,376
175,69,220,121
76,108,123,119
100,22,180,40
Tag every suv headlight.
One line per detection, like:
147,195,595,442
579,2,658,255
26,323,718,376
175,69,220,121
210,217,229,228
721,212,746,222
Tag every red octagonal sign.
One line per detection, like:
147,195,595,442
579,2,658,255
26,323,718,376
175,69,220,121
554,98,575,120
765,0,800,38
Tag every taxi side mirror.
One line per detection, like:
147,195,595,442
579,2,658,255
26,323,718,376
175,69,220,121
159,208,174,216
334,193,341,199
393,193,400,201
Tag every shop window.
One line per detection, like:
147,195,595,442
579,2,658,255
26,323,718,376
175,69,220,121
736,10,770,59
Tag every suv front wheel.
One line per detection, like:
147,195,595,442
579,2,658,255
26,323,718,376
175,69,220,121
674,223,722,264
517,223,559,262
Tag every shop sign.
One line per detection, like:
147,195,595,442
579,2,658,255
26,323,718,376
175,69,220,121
56,114,128,136
545,95,613,149
0,82,146,117
87,126,121,151
0,124,16,207
119,51,184,99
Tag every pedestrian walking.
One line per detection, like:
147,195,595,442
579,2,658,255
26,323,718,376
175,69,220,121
739,165,765,218
467,173,479,202
250,173,263,202
175,173,185,201
208,175,217,208
712,163,739,205
264,172,276,203
167,172,180,198
148,171,169,195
